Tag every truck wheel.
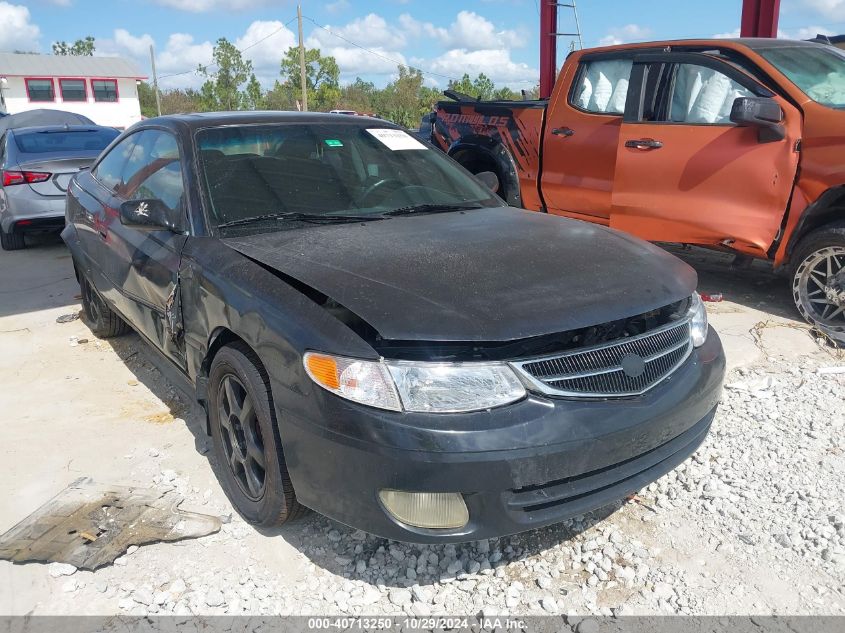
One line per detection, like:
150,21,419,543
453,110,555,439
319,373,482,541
791,223,845,345
80,275,131,338
208,342,307,527
0,227,25,251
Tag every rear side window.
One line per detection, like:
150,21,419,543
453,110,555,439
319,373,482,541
93,134,138,192
667,63,754,124
14,129,119,154
571,59,633,114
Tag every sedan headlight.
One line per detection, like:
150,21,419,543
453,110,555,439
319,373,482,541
304,352,526,413
688,292,709,347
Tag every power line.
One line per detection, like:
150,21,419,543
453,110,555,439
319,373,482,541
302,15,460,83
158,17,297,80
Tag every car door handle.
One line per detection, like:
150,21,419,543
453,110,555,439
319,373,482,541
625,138,663,150
552,127,575,137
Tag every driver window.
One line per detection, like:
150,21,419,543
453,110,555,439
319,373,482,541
119,130,185,224
668,63,754,124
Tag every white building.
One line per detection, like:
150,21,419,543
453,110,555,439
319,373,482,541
0,53,147,129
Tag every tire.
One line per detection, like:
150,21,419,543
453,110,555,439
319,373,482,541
208,342,306,527
80,274,131,338
790,222,845,345
0,227,25,251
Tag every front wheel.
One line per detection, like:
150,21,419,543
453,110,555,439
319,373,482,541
0,227,25,251
791,223,845,345
208,343,306,527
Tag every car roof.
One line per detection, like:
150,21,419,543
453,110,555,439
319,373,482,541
587,37,833,54
138,111,400,135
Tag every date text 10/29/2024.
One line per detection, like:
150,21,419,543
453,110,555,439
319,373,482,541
307,618,528,630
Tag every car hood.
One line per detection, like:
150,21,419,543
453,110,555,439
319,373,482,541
221,207,697,342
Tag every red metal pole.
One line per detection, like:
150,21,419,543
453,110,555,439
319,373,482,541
740,0,781,38
539,0,558,99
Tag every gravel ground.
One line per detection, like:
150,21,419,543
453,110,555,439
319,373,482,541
1,240,843,617
26,352,845,618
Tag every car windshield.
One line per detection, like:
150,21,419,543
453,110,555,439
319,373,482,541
196,123,503,232
14,128,119,154
758,45,845,108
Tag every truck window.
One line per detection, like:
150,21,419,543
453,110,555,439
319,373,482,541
668,64,754,124
571,59,633,114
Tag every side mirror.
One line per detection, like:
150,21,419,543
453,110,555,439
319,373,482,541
119,199,173,230
476,170,500,193
730,97,785,143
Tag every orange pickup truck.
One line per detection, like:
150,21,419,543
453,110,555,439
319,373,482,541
424,38,845,343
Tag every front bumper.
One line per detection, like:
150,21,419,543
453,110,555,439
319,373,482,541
279,328,725,543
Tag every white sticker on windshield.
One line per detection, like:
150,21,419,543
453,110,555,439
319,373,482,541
366,128,427,151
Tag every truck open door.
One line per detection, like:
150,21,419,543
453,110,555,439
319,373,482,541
609,52,801,258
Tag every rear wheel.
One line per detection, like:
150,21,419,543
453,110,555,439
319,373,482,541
80,274,131,338
791,223,845,345
0,227,25,251
208,342,306,527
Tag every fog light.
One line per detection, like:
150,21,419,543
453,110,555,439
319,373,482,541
378,490,469,529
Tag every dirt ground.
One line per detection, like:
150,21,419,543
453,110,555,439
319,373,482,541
0,233,840,616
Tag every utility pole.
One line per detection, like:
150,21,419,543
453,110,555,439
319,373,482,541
297,4,308,112
149,44,162,117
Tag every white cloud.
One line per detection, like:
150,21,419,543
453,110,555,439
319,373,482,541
791,25,835,39
712,27,741,39
0,2,41,52
235,20,297,84
310,14,407,51
598,24,653,46
326,0,350,14
420,48,537,88
800,0,845,20
401,11,525,51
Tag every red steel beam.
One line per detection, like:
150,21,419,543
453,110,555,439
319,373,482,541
740,0,781,38
539,0,558,99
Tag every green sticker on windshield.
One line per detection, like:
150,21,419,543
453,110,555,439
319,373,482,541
324,139,343,147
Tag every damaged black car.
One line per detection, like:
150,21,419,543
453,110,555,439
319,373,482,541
63,112,725,542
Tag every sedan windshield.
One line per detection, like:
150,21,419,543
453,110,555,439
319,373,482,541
196,123,503,231
758,45,845,108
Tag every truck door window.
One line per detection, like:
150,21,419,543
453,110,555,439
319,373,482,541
120,130,185,225
571,59,633,114
667,63,754,124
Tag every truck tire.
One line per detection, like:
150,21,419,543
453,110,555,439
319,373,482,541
790,222,845,345
208,342,307,527
0,227,25,251
80,274,131,338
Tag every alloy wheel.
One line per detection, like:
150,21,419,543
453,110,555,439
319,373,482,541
793,245,845,333
217,374,266,500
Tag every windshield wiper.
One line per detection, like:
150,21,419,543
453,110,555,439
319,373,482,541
383,203,484,217
217,211,382,229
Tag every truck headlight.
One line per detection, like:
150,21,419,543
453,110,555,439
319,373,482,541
688,292,709,347
304,352,526,413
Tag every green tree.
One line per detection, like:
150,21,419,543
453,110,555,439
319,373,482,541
263,80,297,111
447,72,498,100
492,86,520,100
52,36,95,56
338,77,377,113
137,81,159,118
198,38,254,111
280,47,340,111
245,74,263,110
160,88,204,114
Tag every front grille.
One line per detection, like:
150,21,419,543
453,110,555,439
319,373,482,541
511,320,692,397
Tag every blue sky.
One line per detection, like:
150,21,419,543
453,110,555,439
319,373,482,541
4,0,845,90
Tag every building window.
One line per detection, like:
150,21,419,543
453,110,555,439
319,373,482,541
92,79,118,102
25,78,55,102
59,78,87,102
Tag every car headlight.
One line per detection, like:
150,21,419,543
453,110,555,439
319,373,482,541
688,292,709,347
304,352,526,413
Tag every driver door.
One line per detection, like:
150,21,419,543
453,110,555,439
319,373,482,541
610,52,801,257
99,129,189,367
